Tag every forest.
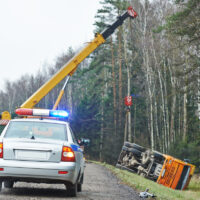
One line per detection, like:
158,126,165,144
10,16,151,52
0,0,199,170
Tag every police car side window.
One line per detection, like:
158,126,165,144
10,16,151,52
69,126,78,144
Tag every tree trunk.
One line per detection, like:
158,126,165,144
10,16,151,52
141,3,154,150
183,55,188,141
154,97,161,150
99,101,104,161
118,26,123,132
124,111,128,142
169,64,176,144
110,36,117,136
99,68,105,161
133,102,136,143
144,47,154,150
183,89,187,141
178,96,182,138
123,27,132,142
163,61,170,151
127,109,132,142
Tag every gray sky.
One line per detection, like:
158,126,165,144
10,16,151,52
0,0,101,89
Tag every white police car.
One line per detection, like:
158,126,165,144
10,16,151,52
0,108,85,197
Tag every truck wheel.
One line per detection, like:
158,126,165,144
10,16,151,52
124,142,146,152
66,182,77,197
4,181,14,188
122,146,142,157
153,152,164,161
129,148,142,157
118,151,126,164
122,146,129,152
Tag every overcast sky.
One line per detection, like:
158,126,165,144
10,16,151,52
0,0,101,89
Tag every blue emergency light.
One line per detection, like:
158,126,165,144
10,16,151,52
49,110,69,118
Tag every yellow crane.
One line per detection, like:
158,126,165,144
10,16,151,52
1,6,137,124
20,6,137,109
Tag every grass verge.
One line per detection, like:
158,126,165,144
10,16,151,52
93,161,200,200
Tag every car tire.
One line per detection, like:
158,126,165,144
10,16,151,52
77,183,82,192
77,174,83,192
0,182,2,192
67,182,77,197
124,142,146,152
4,181,14,188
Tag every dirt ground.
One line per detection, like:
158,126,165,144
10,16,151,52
0,162,141,200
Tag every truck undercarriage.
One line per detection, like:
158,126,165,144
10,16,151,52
116,142,195,190
117,142,164,181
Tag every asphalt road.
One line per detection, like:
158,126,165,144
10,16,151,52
0,162,140,200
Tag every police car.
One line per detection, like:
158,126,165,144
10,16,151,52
0,108,85,197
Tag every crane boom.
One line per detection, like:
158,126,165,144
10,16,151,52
21,6,137,109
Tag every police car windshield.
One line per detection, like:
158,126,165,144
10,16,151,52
5,121,67,141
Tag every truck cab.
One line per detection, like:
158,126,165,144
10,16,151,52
157,155,195,190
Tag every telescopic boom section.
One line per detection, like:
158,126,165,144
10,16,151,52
21,6,137,109
102,6,137,39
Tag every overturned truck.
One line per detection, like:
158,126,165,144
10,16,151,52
116,142,195,190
